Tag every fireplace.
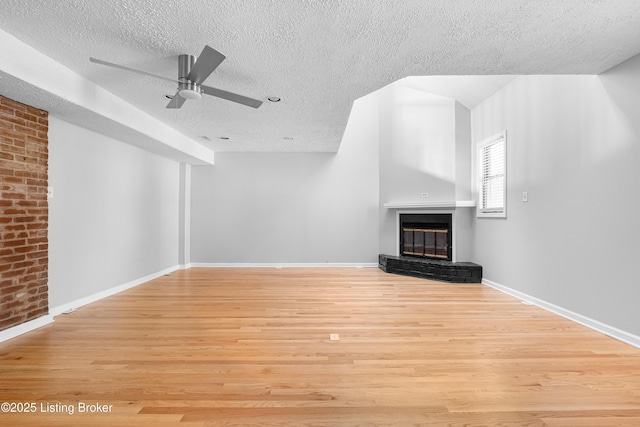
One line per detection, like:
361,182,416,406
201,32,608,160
399,213,452,261
380,208,482,283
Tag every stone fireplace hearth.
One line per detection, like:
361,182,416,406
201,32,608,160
378,254,482,283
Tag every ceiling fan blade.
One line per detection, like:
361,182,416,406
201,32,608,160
200,85,263,108
166,92,187,109
90,57,178,84
186,45,226,85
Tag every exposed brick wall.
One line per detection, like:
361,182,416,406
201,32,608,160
0,96,49,331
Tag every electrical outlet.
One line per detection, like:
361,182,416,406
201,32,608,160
47,187,54,199
522,191,528,202
330,334,340,341
421,192,429,198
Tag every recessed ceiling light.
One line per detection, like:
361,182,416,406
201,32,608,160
283,136,294,140
200,135,211,141
220,136,230,140
165,94,174,100
267,96,281,102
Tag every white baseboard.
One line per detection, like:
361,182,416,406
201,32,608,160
1,266,180,343
190,263,379,268
482,278,640,349
0,315,54,344
49,265,180,317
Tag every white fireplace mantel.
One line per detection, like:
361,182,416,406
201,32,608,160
383,200,476,209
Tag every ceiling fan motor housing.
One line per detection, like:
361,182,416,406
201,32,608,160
178,54,202,99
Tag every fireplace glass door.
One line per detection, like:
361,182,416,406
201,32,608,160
402,227,449,259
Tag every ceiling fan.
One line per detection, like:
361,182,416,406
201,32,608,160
89,45,263,109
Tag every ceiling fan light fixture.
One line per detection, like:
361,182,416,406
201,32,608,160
179,89,201,100
178,81,202,100
179,89,202,100
267,96,281,102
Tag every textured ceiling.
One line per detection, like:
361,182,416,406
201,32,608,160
1,1,640,152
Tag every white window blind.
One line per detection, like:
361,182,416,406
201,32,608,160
477,131,506,217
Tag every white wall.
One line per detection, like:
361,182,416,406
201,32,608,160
454,102,472,202
379,85,457,204
471,54,640,335
189,93,379,264
378,84,471,256
48,117,180,309
454,101,474,262
178,163,191,267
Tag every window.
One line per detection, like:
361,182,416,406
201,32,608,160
477,131,506,218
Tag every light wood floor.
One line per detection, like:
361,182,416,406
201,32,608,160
1,268,640,426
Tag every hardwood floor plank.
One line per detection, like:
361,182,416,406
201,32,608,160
1,267,639,425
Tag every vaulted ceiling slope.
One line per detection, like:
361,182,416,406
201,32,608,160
1,1,640,155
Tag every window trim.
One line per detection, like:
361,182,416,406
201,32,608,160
476,130,507,218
